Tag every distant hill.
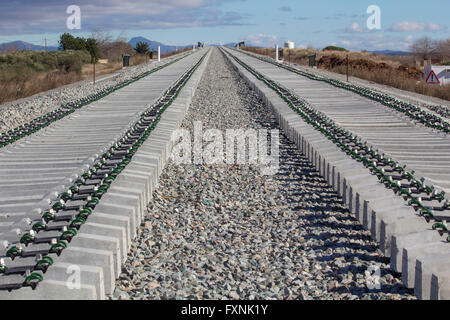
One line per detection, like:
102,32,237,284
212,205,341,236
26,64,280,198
0,40,58,52
209,43,238,47
368,50,413,56
128,37,190,54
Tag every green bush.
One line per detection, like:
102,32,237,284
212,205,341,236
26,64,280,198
323,46,348,52
56,50,91,73
0,50,91,81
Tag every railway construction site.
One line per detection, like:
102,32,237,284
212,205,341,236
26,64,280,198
0,45,449,301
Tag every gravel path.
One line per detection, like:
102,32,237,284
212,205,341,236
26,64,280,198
0,53,189,133
109,48,416,300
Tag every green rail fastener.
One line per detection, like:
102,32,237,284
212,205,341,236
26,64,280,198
78,208,93,219
413,179,425,191
86,198,100,208
381,176,391,185
103,177,115,184
61,228,77,242
408,197,423,210
399,188,412,199
69,186,79,194
49,240,67,256
403,171,415,181
20,231,36,246
74,177,85,185
32,220,47,232
35,256,53,273
433,191,445,202
93,188,107,197
6,245,23,260
24,272,43,290
42,210,56,223
70,217,86,229
424,185,433,195
60,191,73,201
432,221,448,236
52,200,65,211
390,181,400,191
420,208,435,223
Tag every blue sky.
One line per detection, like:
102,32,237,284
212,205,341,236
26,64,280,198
0,0,449,51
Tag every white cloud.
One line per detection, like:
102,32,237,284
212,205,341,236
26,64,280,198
244,34,280,47
345,22,365,33
0,0,248,35
335,33,416,51
279,6,292,12
343,21,377,34
388,21,447,32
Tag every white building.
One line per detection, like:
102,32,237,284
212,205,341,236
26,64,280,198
284,41,295,49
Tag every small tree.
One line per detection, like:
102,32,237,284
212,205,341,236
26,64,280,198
134,42,149,55
85,38,99,63
59,33,76,51
434,38,450,62
410,37,436,60
59,33,87,51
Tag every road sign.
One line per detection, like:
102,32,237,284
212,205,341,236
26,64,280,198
426,70,440,84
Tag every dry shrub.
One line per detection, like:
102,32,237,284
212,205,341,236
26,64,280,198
161,47,192,59
0,70,81,104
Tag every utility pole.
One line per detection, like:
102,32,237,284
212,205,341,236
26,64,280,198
44,38,47,52
346,54,349,82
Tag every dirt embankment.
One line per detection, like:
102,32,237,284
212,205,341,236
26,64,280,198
317,55,423,80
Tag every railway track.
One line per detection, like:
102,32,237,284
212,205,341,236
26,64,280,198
221,47,450,299
0,44,448,300
0,48,210,298
110,47,415,300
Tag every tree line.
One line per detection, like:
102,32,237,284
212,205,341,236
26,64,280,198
59,33,151,64
410,37,450,63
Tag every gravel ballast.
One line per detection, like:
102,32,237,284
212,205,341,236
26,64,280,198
109,48,416,300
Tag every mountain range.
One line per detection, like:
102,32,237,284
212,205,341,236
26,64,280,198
368,50,413,56
127,37,190,53
0,40,58,52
